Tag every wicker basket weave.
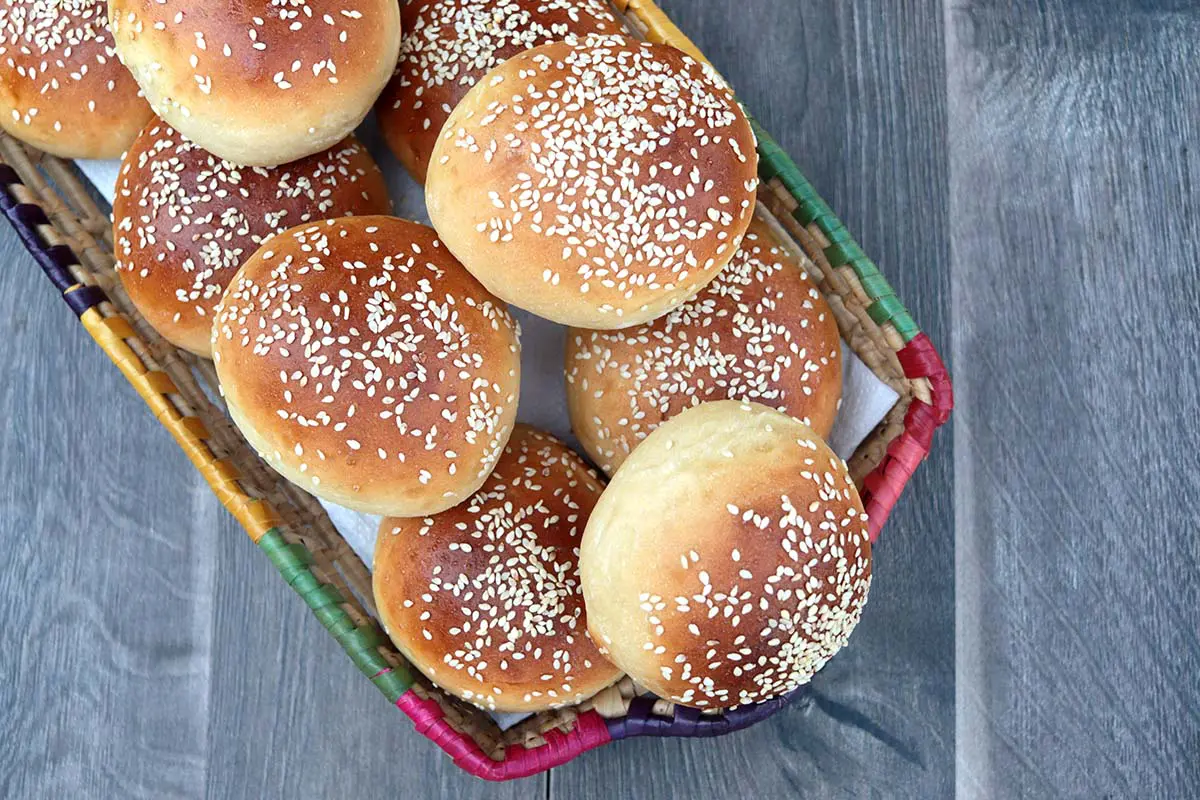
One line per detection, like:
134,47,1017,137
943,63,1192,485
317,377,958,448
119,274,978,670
0,0,952,781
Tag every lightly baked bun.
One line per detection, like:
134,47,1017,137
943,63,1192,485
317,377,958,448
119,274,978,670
374,424,621,713
107,0,401,166
212,216,521,517
114,122,390,357
376,0,620,183
580,400,871,710
0,0,151,158
566,216,842,474
426,37,759,329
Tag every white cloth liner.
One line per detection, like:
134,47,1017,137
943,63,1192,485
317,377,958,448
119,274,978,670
76,121,899,730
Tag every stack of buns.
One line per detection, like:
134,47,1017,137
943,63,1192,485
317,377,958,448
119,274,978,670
114,123,391,355
566,216,843,475
2,0,874,717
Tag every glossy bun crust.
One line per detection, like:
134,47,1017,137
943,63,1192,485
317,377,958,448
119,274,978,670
114,122,390,356
374,425,621,713
108,0,401,165
581,401,871,710
566,216,842,474
0,0,151,158
212,216,521,516
376,0,619,183
426,37,758,329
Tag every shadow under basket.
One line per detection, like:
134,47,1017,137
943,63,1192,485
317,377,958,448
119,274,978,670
0,0,953,782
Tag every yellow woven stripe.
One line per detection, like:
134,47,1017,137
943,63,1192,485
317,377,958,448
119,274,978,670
619,0,707,62
79,308,279,543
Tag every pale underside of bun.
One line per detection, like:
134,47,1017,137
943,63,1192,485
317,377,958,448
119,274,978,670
566,216,843,474
108,0,401,166
426,37,759,329
0,0,151,159
376,0,620,183
212,216,521,517
373,424,621,713
581,400,871,710
113,123,391,357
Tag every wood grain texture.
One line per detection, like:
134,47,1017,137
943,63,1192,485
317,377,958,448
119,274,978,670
0,233,215,799
0,213,541,799
947,2,1200,798
203,508,538,800
0,0,960,795
553,1,956,796
15,0,1200,798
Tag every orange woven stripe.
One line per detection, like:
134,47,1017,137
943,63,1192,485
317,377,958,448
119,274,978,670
79,308,279,542
619,0,706,62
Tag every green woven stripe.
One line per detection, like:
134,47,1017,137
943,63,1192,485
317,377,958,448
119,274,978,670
868,296,918,340
824,242,864,269
371,669,410,703
749,117,921,343
857,271,896,302
258,528,415,702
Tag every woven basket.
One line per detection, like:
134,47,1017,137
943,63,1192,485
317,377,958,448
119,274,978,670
0,0,952,782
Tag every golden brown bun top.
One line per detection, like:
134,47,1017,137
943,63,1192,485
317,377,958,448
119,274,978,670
374,424,621,713
425,37,759,329
113,122,391,357
108,0,401,165
0,0,151,158
211,216,521,517
376,0,620,183
580,401,871,710
566,216,843,474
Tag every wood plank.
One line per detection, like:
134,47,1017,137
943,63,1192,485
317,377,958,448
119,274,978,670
0,203,537,797
203,510,540,800
0,234,215,799
553,1,956,796
198,108,542,800
946,2,1200,797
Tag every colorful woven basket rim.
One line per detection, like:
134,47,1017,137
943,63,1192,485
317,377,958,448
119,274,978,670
0,0,952,782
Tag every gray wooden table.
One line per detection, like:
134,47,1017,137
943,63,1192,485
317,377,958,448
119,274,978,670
1,1,1197,798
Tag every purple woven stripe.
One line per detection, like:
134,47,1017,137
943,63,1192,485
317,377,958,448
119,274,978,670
0,164,107,316
606,687,808,740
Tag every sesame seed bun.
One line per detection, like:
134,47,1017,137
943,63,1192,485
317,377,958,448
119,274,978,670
212,216,521,517
565,217,843,474
113,122,390,357
108,0,401,166
425,37,759,329
374,424,621,713
580,400,871,710
0,0,152,159
375,0,620,184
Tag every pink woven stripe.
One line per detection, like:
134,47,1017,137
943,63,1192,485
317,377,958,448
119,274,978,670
897,333,954,424
396,691,612,781
861,334,953,540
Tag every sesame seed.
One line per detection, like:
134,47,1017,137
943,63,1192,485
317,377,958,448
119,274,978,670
379,0,618,178
376,427,614,711
112,124,387,351
209,217,520,508
106,0,378,129
430,36,758,323
565,222,840,474
0,0,143,142
593,408,871,711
